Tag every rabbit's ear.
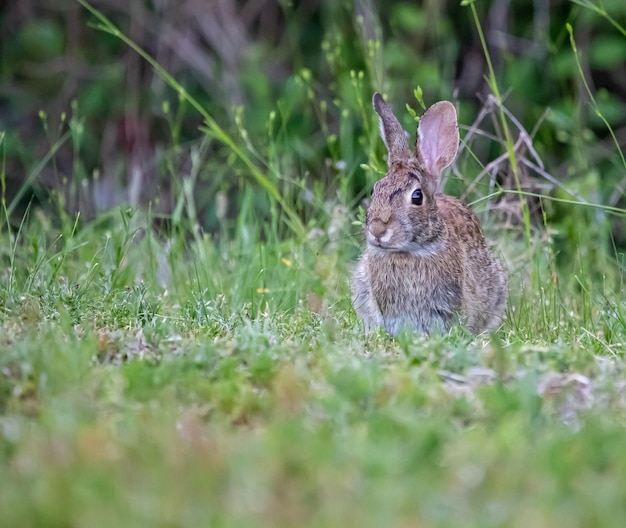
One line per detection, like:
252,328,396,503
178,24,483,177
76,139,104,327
415,101,459,177
373,92,411,167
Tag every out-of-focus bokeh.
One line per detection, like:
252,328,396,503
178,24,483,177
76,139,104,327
1,0,625,244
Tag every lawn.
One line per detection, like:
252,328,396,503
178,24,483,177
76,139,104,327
1,1,626,526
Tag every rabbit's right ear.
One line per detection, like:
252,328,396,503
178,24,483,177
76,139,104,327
415,101,459,177
373,92,411,167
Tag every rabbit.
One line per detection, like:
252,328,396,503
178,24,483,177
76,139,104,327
352,92,507,336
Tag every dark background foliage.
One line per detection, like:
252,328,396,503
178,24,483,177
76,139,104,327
0,0,625,245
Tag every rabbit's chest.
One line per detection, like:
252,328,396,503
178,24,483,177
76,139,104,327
368,253,463,330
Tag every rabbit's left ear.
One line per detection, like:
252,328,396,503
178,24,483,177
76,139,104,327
373,92,412,167
415,101,459,177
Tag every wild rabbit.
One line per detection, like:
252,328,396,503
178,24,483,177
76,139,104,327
352,92,507,335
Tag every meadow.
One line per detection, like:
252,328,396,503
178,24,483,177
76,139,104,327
1,1,626,526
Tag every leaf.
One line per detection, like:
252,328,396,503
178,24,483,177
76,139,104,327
413,86,426,110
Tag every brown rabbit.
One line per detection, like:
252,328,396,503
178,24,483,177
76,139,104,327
352,92,507,335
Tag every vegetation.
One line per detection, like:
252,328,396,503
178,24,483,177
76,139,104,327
0,0,625,526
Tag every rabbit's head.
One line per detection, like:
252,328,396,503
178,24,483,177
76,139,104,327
366,93,459,255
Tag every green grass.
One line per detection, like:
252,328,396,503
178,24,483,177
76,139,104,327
2,1,626,526
0,202,625,527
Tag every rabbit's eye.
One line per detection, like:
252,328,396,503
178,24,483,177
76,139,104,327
411,189,423,206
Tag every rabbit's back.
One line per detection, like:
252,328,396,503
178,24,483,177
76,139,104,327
438,195,508,333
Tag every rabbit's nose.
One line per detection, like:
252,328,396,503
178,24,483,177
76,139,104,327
369,219,389,240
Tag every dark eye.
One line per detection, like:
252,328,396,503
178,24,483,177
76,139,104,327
411,189,423,206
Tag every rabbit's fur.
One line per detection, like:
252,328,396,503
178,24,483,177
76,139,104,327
352,93,507,335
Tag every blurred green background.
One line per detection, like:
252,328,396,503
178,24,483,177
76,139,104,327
0,0,625,247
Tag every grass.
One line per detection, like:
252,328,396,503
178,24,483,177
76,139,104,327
0,199,625,527
1,2,626,527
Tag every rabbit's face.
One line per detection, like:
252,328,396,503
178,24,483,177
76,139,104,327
365,93,459,257
365,163,445,255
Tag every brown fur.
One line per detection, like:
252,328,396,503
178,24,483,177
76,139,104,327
352,94,507,335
